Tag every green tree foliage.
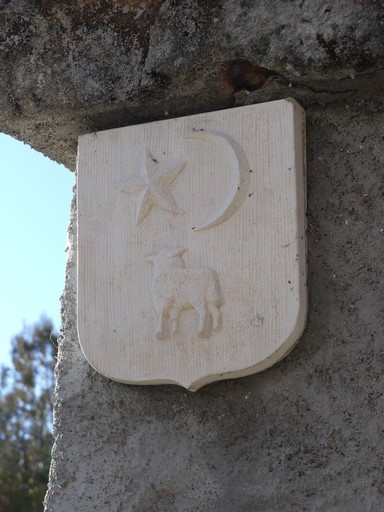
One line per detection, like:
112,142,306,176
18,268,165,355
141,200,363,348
0,318,57,512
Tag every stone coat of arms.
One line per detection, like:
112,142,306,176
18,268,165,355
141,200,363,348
77,99,307,391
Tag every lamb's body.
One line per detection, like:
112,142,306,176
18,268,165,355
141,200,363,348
146,248,222,338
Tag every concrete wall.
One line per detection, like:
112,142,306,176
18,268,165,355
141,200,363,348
46,99,384,512
0,1,383,511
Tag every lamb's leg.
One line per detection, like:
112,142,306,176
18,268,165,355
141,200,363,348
196,304,208,337
169,308,181,335
208,304,222,331
156,308,167,339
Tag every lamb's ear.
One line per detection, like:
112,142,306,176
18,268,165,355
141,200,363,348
168,248,187,258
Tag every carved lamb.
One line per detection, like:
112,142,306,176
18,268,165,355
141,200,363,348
146,248,222,338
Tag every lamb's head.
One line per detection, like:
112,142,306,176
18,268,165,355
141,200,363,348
145,247,187,272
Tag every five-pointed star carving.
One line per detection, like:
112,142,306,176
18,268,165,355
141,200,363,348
121,146,187,226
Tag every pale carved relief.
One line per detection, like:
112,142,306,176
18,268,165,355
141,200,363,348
78,99,307,390
186,129,251,231
121,146,187,226
120,131,250,230
146,248,222,339
120,131,250,340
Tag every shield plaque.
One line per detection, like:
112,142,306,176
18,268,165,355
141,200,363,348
77,98,307,391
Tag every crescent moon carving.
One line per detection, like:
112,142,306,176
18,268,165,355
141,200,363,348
186,129,251,231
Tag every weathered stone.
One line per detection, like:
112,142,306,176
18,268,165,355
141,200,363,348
45,98,384,512
0,0,383,168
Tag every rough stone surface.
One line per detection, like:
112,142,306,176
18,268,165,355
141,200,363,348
0,2,384,511
0,0,383,169
43,99,384,512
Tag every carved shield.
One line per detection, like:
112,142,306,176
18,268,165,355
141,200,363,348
77,99,307,391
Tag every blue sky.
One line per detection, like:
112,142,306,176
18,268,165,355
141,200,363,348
0,133,74,366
